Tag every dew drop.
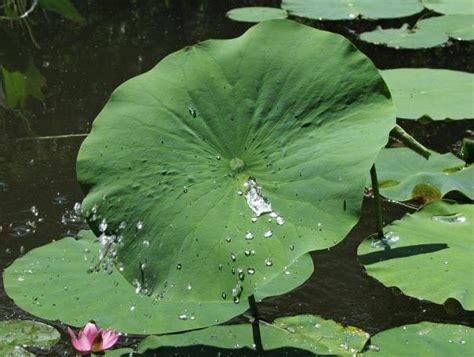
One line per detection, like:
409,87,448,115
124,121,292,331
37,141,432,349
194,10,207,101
245,232,254,240
142,240,150,248
136,221,144,230
245,178,273,216
265,258,273,267
431,213,466,224
176,263,182,270
371,231,400,249
178,314,188,320
276,216,285,225
263,230,273,238
230,252,236,261
247,268,255,275
188,106,197,118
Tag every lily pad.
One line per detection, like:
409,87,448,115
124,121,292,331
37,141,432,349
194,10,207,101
226,7,288,23
422,0,474,15
358,201,474,310
0,320,60,356
373,148,474,202
3,231,313,334
135,315,369,355
366,322,473,355
77,20,395,305
281,0,423,20
360,15,474,49
359,24,447,49
381,69,474,120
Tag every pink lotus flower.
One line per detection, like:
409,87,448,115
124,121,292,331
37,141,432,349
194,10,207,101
67,322,119,354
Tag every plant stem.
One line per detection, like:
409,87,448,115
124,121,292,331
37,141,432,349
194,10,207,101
390,124,431,159
248,295,263,353
370,165,384,239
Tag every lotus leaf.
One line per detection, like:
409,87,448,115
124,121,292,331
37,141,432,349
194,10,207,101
77,20,395,306
360,15,474,49
281,0,423,20
366,322,473,355
358,201,474,310
135,315,369,355
0,320,60,356
381,69,474,120
226,7,288,22
373,148,473,202
422,0,474,15
3,231,313,334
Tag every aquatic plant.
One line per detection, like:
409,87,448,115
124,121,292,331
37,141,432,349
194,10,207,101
67,322,119,355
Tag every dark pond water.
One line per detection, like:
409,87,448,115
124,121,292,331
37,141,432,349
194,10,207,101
0,0,473,355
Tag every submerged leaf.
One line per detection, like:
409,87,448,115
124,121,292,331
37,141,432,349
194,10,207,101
373,148,473,202
281,0,423,20
358,201,474,310
39,0,84,22
226,7,288,22
381,69,474,120
366,322,473,355
77,19,395,309
3,231,313,334
135,315,369,355
0,320,60,356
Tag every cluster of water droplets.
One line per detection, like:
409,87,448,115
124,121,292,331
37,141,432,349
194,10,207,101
431,213,466,224
371,231,400,249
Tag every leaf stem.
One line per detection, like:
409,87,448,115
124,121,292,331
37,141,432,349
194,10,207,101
248,295,263,353
390,125,431,159
370,165,384,239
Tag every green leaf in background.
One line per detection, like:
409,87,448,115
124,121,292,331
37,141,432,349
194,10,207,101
422,0,474,15
0,61,45,109
359,15,474,49
358,201,474,310
373,148,473,202
3,231,313,334
281,0,423,20
39,0,84,23
135,315,369,355
77,20,395,306
226,7,288,22
359,24,446,49
418,15,474,41
0,320,60,356
381,69,474,120
365,322,473,355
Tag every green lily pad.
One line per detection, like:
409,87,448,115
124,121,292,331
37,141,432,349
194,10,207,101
3,231,313,334
422,0,474,15
360,15,474,49
76,20,395,306
366,322,473,355
0,320,60,356
359,24,446,49
373,148,474,202
226,7,288,23
281,0,423,20
381,69,474,120
358,201,474,310
135,315,369,355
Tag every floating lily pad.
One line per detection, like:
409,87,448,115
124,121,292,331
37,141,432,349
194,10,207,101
360,24,447,49
381,69,474,120
360,15,474,49
3,231,313,334
77,20,395,306
422,0,474,15
358,201,474,310
0,320,60,356
366,322,473,355
135,315,369,355
226,7,288,22
373,148,473,202
281,0,423,20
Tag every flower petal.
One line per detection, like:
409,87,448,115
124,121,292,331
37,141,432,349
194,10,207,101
79,322,99,345
100,328,120,350
68,327,92,353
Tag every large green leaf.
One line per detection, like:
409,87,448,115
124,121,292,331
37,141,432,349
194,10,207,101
226,7,288,22
135,315,369,355
366,322,473,355
3,231,313,334
38,0,84,23
0,320,60,356
359,15,474,49
373,148,474,202
358,201,474,310
281,0,423,20
77,20,395,305
381,69,474,120
422,0,474,15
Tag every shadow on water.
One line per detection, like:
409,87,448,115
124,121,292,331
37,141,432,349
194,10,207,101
1,0,473,355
